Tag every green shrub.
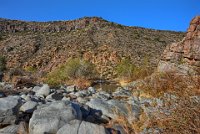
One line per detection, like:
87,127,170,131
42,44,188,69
64,58,96,79
0,56,6,72
24,66,37,73
115,58,136,80
45,58,96,86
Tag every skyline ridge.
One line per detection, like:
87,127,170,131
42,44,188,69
0,16,189,32
0,0,199,32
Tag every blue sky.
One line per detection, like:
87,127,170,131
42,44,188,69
0,0,199,31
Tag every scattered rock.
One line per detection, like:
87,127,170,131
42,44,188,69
32,86,41,92
57,119,108,134
0,92,6,98
62,97,70,101
20,101,37,113
78,120,109,134
57,120,81,134
65,85,76,93
113,87,131,98
86,98,116,119
94,91,111,100
77,97,88,104
29,101,82,134
0,124,19,134
0,96,21,125
88,87,96,94
35,84,50,97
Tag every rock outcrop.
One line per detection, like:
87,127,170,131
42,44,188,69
158,16,200,75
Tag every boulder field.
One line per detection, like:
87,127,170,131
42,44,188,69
0,83,142,134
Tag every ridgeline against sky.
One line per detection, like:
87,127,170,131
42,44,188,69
0,0,200,31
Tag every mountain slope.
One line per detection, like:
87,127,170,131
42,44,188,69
0,17,185,79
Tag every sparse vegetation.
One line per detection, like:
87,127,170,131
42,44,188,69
24,66,37,73
0,17,184,81
110,72,200,133
141,72,199,98
115,58,152,83
115,58,136,81
45,58,97,87
155,97,200,134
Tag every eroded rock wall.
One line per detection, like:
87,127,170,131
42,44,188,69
158,16,200,75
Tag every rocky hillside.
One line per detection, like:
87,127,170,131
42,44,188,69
0,17,199,134
0,17,184,79
158,16,200,75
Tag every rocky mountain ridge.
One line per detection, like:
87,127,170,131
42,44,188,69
0,17,105,33
0,17,185,80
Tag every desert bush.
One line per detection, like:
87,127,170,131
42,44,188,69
141,72,199,98
64,58,96,79
44,65,66,87
115,58,136,80
24,66,37,73
45,58,96,87
115,58,151,82
0,56,6,72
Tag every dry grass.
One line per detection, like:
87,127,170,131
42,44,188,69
154,98,200,134
140,72,200,133
141,72,200,98
106,105,136,134
109,72,200,134
74,78,92,89
107,104,153,134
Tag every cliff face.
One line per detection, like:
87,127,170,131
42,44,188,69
158,16,200,75
0,17,184,79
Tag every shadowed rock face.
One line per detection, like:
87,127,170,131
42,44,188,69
158,16,200,75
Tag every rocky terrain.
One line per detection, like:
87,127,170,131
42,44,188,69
0,83,141,134
0,16,199,134
0,17,184,81
158,16,200,75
